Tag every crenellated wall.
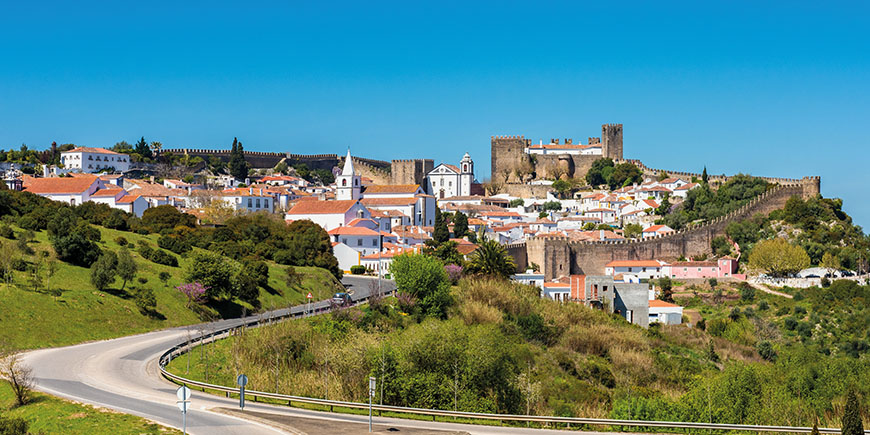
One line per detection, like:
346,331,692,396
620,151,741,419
522,182,814,280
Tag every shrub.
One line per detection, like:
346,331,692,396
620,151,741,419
758,300,769,311
350,265,366,275
149,249,179,267
114,236,128,246
158,234,191,254
185,251,239,300
757,341,776,361
0,225,14,239
794,306,807,315
137,277,148,284
740,285,756,302
90,251,117,291
133,287,157,315
11,258,28,272
158,271,171,284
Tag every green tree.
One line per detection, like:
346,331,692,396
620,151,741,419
609,162,642,190
585,157,614,187
228,137,248,181
711,236,732,257
433,209,449,244
702,166,709,184
624,223,643,239
390,253,452,318
133,287,157,315
116,248,137,291
278,220,340,279
235,266,261,305
90,251,118,291
140,205,196,233
543,201,561,211
425,240,464,266
841,388,864,435
656,194,671,215
53,230,102,267
134,136,152,159
820,251,841,272
453,211,469,238
657,277,673,302
509,198,524,207
748,238,811,277
466,239,516,279
185,251,239,300
552,179,571,198
658,170,669,181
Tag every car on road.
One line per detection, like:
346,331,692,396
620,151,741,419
332,292,353,306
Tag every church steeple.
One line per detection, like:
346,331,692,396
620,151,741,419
336,148,361,201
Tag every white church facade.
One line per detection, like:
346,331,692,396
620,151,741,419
425,152,474,199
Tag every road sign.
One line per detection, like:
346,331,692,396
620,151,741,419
238,374,248,409
369,377,376,397
175,386,191,435
176,386,191,401
306,292,313,299
369,377,376,432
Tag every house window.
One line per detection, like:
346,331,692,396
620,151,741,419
628,267,632,272
372,239,377,246
342,179,347,186
642,267,647,272
357,239,362,246
247,198,252,208
256,199,261,208
341,238,347,244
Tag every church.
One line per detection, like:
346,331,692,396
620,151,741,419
425,152,474,199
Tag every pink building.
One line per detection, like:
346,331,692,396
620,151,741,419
664,258,738,279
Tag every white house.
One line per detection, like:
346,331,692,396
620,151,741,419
511,272,545,289
649,299,683,325
642,224,675,238
584,208,617,224
604,260,668,281
541,282,571,302
286,199,369,231
327,226,382,257
672,182,700,198
425,153,474,199
332,242,362,273
220,188,274,213
23,174,101,206
60,147,131,173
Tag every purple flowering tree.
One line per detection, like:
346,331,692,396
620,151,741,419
444,264,463,284
176,282,208,307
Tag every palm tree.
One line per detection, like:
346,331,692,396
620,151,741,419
467,239,516,279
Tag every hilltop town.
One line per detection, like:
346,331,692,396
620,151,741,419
5,124,847,330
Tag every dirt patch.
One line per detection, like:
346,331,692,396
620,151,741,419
213,407,470,435
65,412,88,419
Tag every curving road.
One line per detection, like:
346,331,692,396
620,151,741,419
23,276,611,434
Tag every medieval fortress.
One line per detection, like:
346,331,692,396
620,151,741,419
163,123,821,280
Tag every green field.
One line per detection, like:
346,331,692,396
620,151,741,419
0,226,341,350
0,381,180,434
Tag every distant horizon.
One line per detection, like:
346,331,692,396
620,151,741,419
2,1,867,228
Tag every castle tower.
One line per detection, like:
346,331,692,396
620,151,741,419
601,124,623,160
336,149,361,201
459,152,474,196
491,135,530,183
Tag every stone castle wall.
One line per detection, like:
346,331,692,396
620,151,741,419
391,159,434,186
521,179,818,279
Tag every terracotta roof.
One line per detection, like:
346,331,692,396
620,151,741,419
468,218,487,225
362,184,421,194
125,180,178,197
586,208,614,213
649,299,681,308
23,175,99,195
642,200,659,208
644,225,674,233
606,260,665,268
638,186,671,192
221,188,271,197
360,197,417,206
483,211,521,218
116,194,141,204
328,226,379,236
287,199,360,215
348,218,378,227
543,282,570,288
91,187,124,197
675,183,699,191
63,147,123,155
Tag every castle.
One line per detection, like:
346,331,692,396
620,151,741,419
491,123,623,184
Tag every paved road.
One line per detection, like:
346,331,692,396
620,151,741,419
22,276,620,435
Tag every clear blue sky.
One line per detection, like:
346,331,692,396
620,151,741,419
1,1,868,227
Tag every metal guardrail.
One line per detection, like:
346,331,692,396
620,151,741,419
157,286,864,435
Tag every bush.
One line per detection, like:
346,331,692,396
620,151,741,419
114,236,128,246
391,253,452,319
0,225,14,239
0,415,29,434
133,287,157,315
740,285,756,302
137,277,148,284
350,265,366,275
186,251,239,300
90,251,117,291
158,234,191,254
158,271,171,283
11,258,28,272
758,300,769,311
757,341,776,361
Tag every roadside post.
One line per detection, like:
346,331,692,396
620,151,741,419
307,292,313,316
176,386,191,435
237,374,248,409
369,376,376,432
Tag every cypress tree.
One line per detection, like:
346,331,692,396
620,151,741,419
702,166,709,184
453,211,468,238
842,388,864,435
228,137,248,181
433,209,449,244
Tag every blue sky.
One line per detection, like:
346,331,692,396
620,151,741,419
1,1,868,227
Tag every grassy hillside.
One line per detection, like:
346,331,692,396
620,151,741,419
0,381,179,434
0,226,341,350
169,276,870,429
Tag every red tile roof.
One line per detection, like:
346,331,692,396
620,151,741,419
287,199,360,215
606,260,665,268
91,187,124,197
363,184,421,194
64,147,123,155
644,225,674,233
649,299,681,308
23,175,99,195
328,226,379,236
116,194,141,204
360,197,417,206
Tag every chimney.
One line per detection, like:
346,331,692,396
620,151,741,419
249,187,253,195
599,229,605,240
150,175,155,183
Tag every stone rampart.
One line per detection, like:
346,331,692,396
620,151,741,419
526,183,806,279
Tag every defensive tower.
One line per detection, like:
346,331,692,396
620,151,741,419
601,123,623,160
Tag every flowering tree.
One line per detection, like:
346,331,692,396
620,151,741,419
176,282,208,307
444,264,463,284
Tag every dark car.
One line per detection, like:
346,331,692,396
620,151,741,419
332,292,352,306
